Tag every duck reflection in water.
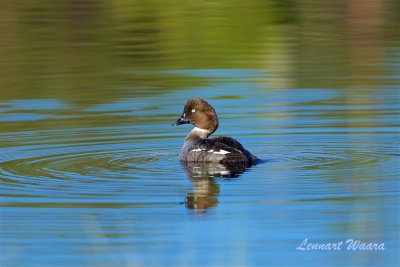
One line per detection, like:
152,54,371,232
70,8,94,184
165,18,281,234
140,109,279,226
180,161,248,209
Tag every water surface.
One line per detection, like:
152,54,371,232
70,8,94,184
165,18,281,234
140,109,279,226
1,68,399,266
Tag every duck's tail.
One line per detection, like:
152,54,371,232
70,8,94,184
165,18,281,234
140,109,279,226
251,155,260,165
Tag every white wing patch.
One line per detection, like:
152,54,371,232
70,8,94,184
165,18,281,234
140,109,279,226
213,149,231,155
220,170,231,175
191,148,231,155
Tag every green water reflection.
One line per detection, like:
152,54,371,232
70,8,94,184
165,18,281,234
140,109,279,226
2,0,399,103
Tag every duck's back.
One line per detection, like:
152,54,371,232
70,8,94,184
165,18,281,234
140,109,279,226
182,136,256,165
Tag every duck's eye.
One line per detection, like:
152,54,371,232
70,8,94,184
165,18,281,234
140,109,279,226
191,109,196,113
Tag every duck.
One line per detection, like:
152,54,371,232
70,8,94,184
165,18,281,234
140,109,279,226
172,98,258,165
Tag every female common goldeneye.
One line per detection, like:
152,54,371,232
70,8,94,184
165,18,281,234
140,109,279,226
172,98,258,165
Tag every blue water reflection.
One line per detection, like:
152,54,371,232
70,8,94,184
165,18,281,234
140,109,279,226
1,67,399,266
